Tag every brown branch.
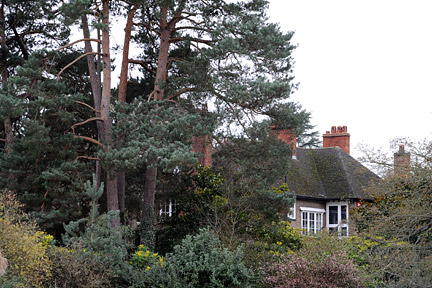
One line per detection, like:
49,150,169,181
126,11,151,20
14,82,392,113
74,101,101,113
75,155,100,162
168,87,195,100
169,37,213,45
57,52,100,80
173,25,208,32
167,0,186,31
128,59,156,74
147,89,156,102
74,135,104,147
168,57,186,63
71,117,103,131
56,38,102,52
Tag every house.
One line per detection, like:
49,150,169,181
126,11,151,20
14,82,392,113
162,125,379,237
275,126,380,236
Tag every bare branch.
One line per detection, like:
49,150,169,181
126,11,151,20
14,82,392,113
129,59,157,74
74,101,101,113
56,38,102,52
57,52,100,80
71,117,103,131
168,87,195,100
74,135,105,147
170,37,213,45
75,155,100,162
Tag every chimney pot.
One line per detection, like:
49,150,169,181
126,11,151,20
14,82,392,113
331,126,337,134
323,125,350,154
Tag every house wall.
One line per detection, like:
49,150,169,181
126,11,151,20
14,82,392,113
290,198,326,229
290,198,359,236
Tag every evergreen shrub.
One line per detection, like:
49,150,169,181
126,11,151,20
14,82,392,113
131,229,255,288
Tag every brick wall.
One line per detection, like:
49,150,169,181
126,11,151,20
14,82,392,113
322,126,350,154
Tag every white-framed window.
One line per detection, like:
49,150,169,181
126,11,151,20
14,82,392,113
159,199,178,218
288,200,296,220
326,201,349,237
300,207,325,234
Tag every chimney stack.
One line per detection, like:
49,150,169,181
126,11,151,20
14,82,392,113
192,135,212,167
271,125,296,157
394,144,410,175
322,125,350,154
192,104,212,167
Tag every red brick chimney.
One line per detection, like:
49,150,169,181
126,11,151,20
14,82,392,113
322,126,350,154
271,126,296,156
192,135,212,167
394,144,410,175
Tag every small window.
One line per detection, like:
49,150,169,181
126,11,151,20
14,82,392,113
159,199,178,218
288,201,296,220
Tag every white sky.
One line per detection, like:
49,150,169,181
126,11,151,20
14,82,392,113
267,0,432,159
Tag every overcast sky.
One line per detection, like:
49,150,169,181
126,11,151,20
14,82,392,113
267,0,432,159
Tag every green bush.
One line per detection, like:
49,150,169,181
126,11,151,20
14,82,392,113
0,191,52,287
131,229,255,288
45,246,115,288
61,176,133,286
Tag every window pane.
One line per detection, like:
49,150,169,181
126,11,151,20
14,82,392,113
310,213,315,231
341,205,347,220
302,212,307,230
317,213,322,231
329,206,338,224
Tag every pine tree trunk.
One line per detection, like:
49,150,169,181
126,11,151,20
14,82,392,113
117,5,138,213
142,4,172,224
100,0,119,227
81,15,104,189
1,0,13,155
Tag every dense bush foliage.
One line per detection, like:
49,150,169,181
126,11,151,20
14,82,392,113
132,229,255,288
263,233,364,288
0,190,52,287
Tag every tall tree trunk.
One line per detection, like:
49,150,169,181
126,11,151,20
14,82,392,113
142,4,172,221
100,0,119,227
81,15,103,189
1,0,13,155
117,5,138,214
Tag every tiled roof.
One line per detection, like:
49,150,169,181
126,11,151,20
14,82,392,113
287,147,379,200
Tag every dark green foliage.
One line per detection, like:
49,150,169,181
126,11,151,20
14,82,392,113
156,166,225,254
0,50,95,234
156,166,297,260
132,229,255,288
103,98,216,172
62,175,133,286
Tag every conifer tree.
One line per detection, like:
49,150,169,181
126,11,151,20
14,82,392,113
123,0,307,226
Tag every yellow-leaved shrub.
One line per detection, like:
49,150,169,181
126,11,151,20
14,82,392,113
0,191,52,287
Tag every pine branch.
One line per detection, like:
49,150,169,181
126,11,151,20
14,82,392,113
57,52,100,80
74,101,101,114
74,135,104,147
56,38,102,52
71,117,103,131
169,37,213,45
75,156,100,162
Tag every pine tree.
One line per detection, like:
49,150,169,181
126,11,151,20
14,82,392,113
123,0,309,229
